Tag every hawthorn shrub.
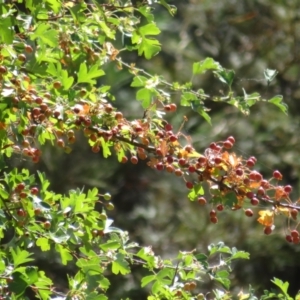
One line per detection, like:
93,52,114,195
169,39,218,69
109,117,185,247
0,0,298,299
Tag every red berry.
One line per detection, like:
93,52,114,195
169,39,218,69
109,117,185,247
53,110,60,119
164,105,171,112
44,221,51,229
214,157,222,165
186,181,194,189
34,208,42,216
209,209,216,217
293,236,300,244
216,204,224,211
25,45,33,53
156,148,163,156
104,104,113,113
246,191,254,199
264,226,272,235
32,107,41,116
92,145,100,153
156,162,164,171
84,118,91,127
130,156,138,164
257,187,265,196
291,230,299,238
261,180,270,188
184,145,193,153
53,81,62,89
284,185,292,194
18,53,26,62
135,125,143,132
254,172,262,181
17,209,25,217
243,178,250,185
19,192,27,199
30,187,39,195
188,165,196,173
57,139,65,148
286,235,293,243
15,182,26,192
73,107,81,114
291,209,298,220
115,111,123,120
209,142,217,150
197,197,207,205
169,135,178,142
210,216,218,224
227,136,235,144
179,158,186,166
0,65,7,74
164,123,172,131
166,164,174,173
251,197,259,206
170,103,177,112
223,141,233,149
249,171,260,181
246,159,255,168
121,156,128,163
236,168,243,176
166,156,174,163
245,209,253,217
198,157,207,165
174,169,183,177
32,156,40,163
273,170,282,180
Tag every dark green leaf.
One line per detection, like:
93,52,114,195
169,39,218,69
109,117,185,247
214,69,235,87
8,272,28,296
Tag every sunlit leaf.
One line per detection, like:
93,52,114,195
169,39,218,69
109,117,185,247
193,58,221,75
112,253,130,275
257,210,274,227
268,95,288,115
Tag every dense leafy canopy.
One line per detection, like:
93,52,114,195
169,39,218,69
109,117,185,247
0,0,299,299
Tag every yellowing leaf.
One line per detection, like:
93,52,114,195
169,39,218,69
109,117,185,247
275,187,287,201
257,210,274,226
275,207,290,217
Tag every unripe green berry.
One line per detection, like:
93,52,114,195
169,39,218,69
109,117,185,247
99,213,107,220
106,203,114,210
103,193,111,201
